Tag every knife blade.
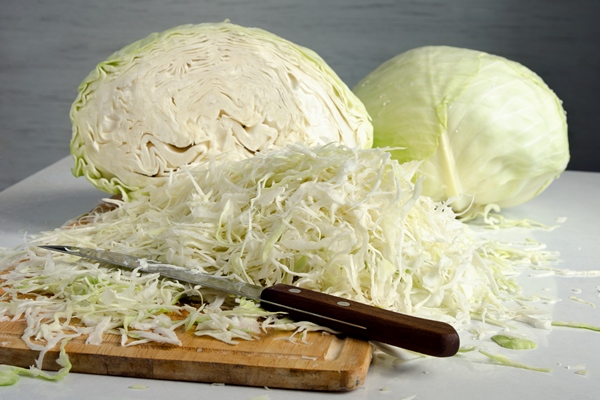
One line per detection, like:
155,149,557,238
40,245,460,357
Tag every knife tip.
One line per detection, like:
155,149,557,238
39,245,73,253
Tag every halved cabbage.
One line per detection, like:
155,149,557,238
70,22,372,198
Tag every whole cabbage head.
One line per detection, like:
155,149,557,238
353,46,569,217
70,22,373,199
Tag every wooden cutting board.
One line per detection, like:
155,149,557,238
0,307,372,391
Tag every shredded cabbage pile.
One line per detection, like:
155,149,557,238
0,144,554,369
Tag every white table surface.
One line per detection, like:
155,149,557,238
1,158,600,400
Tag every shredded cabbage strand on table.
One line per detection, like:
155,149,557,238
0,143,555,368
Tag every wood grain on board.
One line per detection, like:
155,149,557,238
0,318,373,391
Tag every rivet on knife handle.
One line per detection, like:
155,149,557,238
260,283,460,358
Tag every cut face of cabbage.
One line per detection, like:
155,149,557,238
353,46,569,216
70,22,373,198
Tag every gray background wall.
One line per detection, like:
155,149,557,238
1,0,598,192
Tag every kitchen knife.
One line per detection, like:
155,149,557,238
40,245,460,357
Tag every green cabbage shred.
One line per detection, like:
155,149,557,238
479,350,551,373
0,339,71,386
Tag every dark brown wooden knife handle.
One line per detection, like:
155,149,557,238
260,283,460,357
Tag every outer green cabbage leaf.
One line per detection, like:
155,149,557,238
70,21,372,199
353,46,569,216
